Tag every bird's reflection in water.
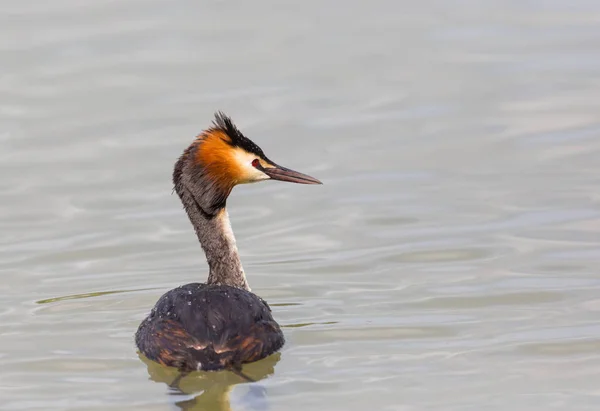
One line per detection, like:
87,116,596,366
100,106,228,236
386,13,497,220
139,352,281,411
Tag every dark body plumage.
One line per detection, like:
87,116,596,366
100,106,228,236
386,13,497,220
136,283,284,372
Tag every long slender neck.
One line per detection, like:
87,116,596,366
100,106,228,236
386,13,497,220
178,186,249,291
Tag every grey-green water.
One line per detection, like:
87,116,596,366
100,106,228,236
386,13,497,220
2,1,600,410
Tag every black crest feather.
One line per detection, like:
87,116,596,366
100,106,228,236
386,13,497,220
211,112,267,158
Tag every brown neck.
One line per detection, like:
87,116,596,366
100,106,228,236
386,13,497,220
173,153,249,290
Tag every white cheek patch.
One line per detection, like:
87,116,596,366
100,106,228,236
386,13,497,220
233,149,270,183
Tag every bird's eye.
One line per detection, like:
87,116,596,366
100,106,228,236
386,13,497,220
252,159,260,168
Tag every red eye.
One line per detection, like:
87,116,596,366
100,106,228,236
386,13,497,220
252,159,260,168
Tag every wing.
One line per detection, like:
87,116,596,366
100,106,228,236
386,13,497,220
135,283,285,371
136,317,205,370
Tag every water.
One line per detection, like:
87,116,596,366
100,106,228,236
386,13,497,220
2,0,600,410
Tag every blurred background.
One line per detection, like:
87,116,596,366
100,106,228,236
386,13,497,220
2,0,600,410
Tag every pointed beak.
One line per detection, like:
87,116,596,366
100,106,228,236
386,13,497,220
263,164,322,185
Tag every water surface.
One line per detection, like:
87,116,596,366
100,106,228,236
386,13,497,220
2,1,600,410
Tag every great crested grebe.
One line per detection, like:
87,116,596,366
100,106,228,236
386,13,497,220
135,112,321,377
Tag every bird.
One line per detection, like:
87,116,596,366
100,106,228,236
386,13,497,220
135,112,321,379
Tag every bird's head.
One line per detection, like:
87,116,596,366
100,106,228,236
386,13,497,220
174,112,322,216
